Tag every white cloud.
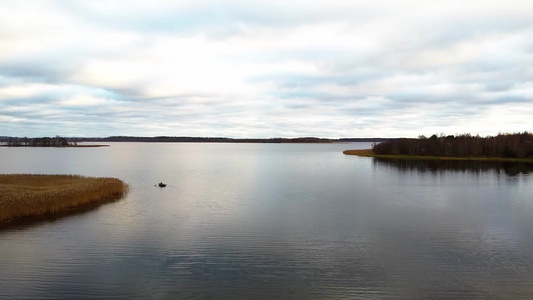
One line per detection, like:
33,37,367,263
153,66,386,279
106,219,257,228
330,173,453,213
0,83,60,100
1,0,532,137
57,95,115,107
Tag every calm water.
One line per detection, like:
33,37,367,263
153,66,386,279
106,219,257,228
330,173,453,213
1,143,533,299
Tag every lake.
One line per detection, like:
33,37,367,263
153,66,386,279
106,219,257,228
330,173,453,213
1,142,533,299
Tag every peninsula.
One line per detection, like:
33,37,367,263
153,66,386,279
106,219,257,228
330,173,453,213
344,132,533,163
0,174,128,223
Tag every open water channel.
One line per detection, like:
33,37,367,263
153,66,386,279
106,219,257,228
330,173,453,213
1,142,532,299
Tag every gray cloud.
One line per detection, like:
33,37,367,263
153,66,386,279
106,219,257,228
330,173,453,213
1,1,532,138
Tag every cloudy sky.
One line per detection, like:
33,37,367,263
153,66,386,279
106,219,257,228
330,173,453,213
1,1,532,138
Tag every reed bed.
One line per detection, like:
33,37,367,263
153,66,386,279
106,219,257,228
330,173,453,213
343,149,374,156
0,174,128,222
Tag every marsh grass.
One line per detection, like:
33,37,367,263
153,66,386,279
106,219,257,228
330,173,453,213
343,149,374,156
0,174,128,222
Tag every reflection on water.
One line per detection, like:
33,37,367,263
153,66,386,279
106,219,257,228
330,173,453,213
0,196,125,231
373,157,533,178
1,143,533,299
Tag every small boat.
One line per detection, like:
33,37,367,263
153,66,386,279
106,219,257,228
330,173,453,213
158,182,166,187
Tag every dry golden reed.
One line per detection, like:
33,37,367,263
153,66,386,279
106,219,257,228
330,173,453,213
343,149,374,155
0,174,128,222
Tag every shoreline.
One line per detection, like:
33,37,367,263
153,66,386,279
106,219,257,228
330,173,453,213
0,145,109,148
343,149,533,163
0,174,128,224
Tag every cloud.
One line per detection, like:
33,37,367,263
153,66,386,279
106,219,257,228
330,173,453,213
1,1,532,137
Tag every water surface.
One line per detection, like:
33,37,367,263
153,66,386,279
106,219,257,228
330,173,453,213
1,143,532,299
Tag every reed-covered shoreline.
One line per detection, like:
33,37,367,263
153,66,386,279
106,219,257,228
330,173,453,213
0,174,128,223
343,149,533,163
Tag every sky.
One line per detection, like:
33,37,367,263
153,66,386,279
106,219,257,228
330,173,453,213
1,1,532,138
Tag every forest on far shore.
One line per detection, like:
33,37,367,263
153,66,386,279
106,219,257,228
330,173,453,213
372,132,533,159
1,136,74,147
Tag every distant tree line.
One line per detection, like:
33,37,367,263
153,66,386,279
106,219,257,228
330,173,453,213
1,136,393,145
373,132,533,158
337,138,393,143
92,136,335,143
3,136,72,147
91,136,390,143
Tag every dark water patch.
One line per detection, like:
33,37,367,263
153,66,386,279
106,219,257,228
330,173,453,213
0,195,126,232
373,157,533,177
